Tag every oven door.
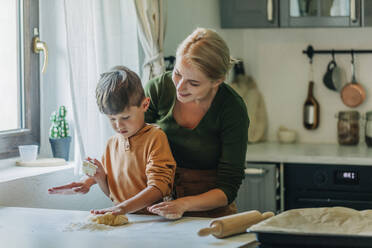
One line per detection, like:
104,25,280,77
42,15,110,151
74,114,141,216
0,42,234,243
284,163,372,210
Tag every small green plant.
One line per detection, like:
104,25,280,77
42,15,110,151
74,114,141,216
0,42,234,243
49,106,70,138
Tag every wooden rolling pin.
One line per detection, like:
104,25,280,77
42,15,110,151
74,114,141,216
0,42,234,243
198,210,274,238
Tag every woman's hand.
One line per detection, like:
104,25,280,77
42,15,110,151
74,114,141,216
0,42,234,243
48,181,92,195
91,206,124,216
147,199,188,219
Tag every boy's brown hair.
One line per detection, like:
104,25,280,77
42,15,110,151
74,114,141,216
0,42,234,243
96,66,145,115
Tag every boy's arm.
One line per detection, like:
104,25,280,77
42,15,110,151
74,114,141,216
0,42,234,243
94,174,110,198
90,158,110,198
116,186,162,213
91,186,162,215
48,176,96,195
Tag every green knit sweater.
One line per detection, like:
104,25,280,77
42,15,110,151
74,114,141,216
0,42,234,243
144,71,249,204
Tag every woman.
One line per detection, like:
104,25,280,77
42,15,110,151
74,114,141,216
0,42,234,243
145,27,249,218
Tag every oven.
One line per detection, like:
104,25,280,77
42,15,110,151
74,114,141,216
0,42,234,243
284,163,372,210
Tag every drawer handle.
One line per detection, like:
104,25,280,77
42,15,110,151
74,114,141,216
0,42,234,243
245,168,267,175
267,0,274,22
350,0,357,23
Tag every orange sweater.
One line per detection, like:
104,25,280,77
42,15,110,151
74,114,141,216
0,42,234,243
102,124,176,205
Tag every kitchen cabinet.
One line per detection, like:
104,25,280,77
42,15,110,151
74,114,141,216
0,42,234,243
220,0,372,28
244,142,372,212
219,0,279,28
280,0,361,27
236,163,279,213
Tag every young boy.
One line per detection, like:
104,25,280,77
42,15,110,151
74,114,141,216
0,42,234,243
48,66,176,216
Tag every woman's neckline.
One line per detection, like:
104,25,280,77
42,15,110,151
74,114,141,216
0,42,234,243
169,83,222,131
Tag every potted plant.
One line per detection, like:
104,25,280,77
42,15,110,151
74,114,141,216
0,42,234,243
49,106,71,161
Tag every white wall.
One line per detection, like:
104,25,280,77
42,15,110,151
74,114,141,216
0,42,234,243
164,0,372,144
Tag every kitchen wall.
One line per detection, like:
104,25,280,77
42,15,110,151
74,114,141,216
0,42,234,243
164,0,372,144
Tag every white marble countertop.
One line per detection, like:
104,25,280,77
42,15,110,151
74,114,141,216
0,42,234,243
0,207,256,248
246,142,372,165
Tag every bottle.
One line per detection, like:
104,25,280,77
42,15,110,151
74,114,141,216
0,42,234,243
303,81,319,130
365,111,372,147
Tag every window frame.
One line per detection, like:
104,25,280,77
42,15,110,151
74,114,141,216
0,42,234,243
0,0,40,159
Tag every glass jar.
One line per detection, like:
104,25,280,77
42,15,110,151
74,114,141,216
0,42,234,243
337,111,360,146
365,111,372,147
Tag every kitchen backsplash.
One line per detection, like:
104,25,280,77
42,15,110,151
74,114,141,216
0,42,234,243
164,0,372,145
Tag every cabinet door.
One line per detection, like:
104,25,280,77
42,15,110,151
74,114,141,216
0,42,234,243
220,0,279,28
280,0,361,27
363,0,372,26
236,163,278,213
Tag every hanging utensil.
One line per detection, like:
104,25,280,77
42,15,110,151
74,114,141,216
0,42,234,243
340,52,366,108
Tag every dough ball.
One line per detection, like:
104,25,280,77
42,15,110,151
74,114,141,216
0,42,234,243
91,212,129,226
164,213,182,220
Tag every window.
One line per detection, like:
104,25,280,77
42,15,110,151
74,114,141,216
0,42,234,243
0,0,40,159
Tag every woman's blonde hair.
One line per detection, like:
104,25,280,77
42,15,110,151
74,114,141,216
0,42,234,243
176,27,236,81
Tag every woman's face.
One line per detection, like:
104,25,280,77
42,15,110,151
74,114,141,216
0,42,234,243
172,58,222,104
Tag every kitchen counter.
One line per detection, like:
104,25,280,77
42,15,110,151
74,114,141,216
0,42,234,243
246,142,372,165
0,207,257,248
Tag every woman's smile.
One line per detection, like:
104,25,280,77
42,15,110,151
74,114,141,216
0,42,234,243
178,92,191,97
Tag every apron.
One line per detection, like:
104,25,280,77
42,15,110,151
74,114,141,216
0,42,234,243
174,167,237,218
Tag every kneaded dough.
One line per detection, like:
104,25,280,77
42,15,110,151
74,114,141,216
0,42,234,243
91,212,129,226
164,213,182,220
250,207,372,235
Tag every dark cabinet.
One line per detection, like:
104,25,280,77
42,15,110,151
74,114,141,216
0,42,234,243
220,0,279,28
220,0,371,28
236,163,279,213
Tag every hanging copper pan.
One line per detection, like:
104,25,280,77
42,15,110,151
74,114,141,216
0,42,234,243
340,55,366,108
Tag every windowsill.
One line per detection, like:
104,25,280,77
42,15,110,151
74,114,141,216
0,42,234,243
0,157,74,183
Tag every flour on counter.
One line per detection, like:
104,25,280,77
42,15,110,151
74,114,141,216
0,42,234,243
63,221,114,232
63,215,114,232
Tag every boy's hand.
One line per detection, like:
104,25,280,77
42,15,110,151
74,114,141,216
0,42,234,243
90,206,124,216
86,157,106,182
48,181,91,195
147,199,186,219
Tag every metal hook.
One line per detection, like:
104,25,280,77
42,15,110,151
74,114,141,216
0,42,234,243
331,50,335,61
351,50,355,64
305,45,314,64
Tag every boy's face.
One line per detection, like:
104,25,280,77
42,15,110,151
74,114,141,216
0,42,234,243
107,98,150,139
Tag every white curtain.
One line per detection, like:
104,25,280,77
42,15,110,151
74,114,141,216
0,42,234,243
134,0,165,82
63,0,139,174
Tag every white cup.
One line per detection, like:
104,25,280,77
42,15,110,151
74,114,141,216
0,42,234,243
18,145,38,161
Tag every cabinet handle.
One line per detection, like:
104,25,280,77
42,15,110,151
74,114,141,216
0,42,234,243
350,0,357,23
267,0,273,22
245,168,267,175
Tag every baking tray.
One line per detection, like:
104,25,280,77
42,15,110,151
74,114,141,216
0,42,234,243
249,230,372,248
